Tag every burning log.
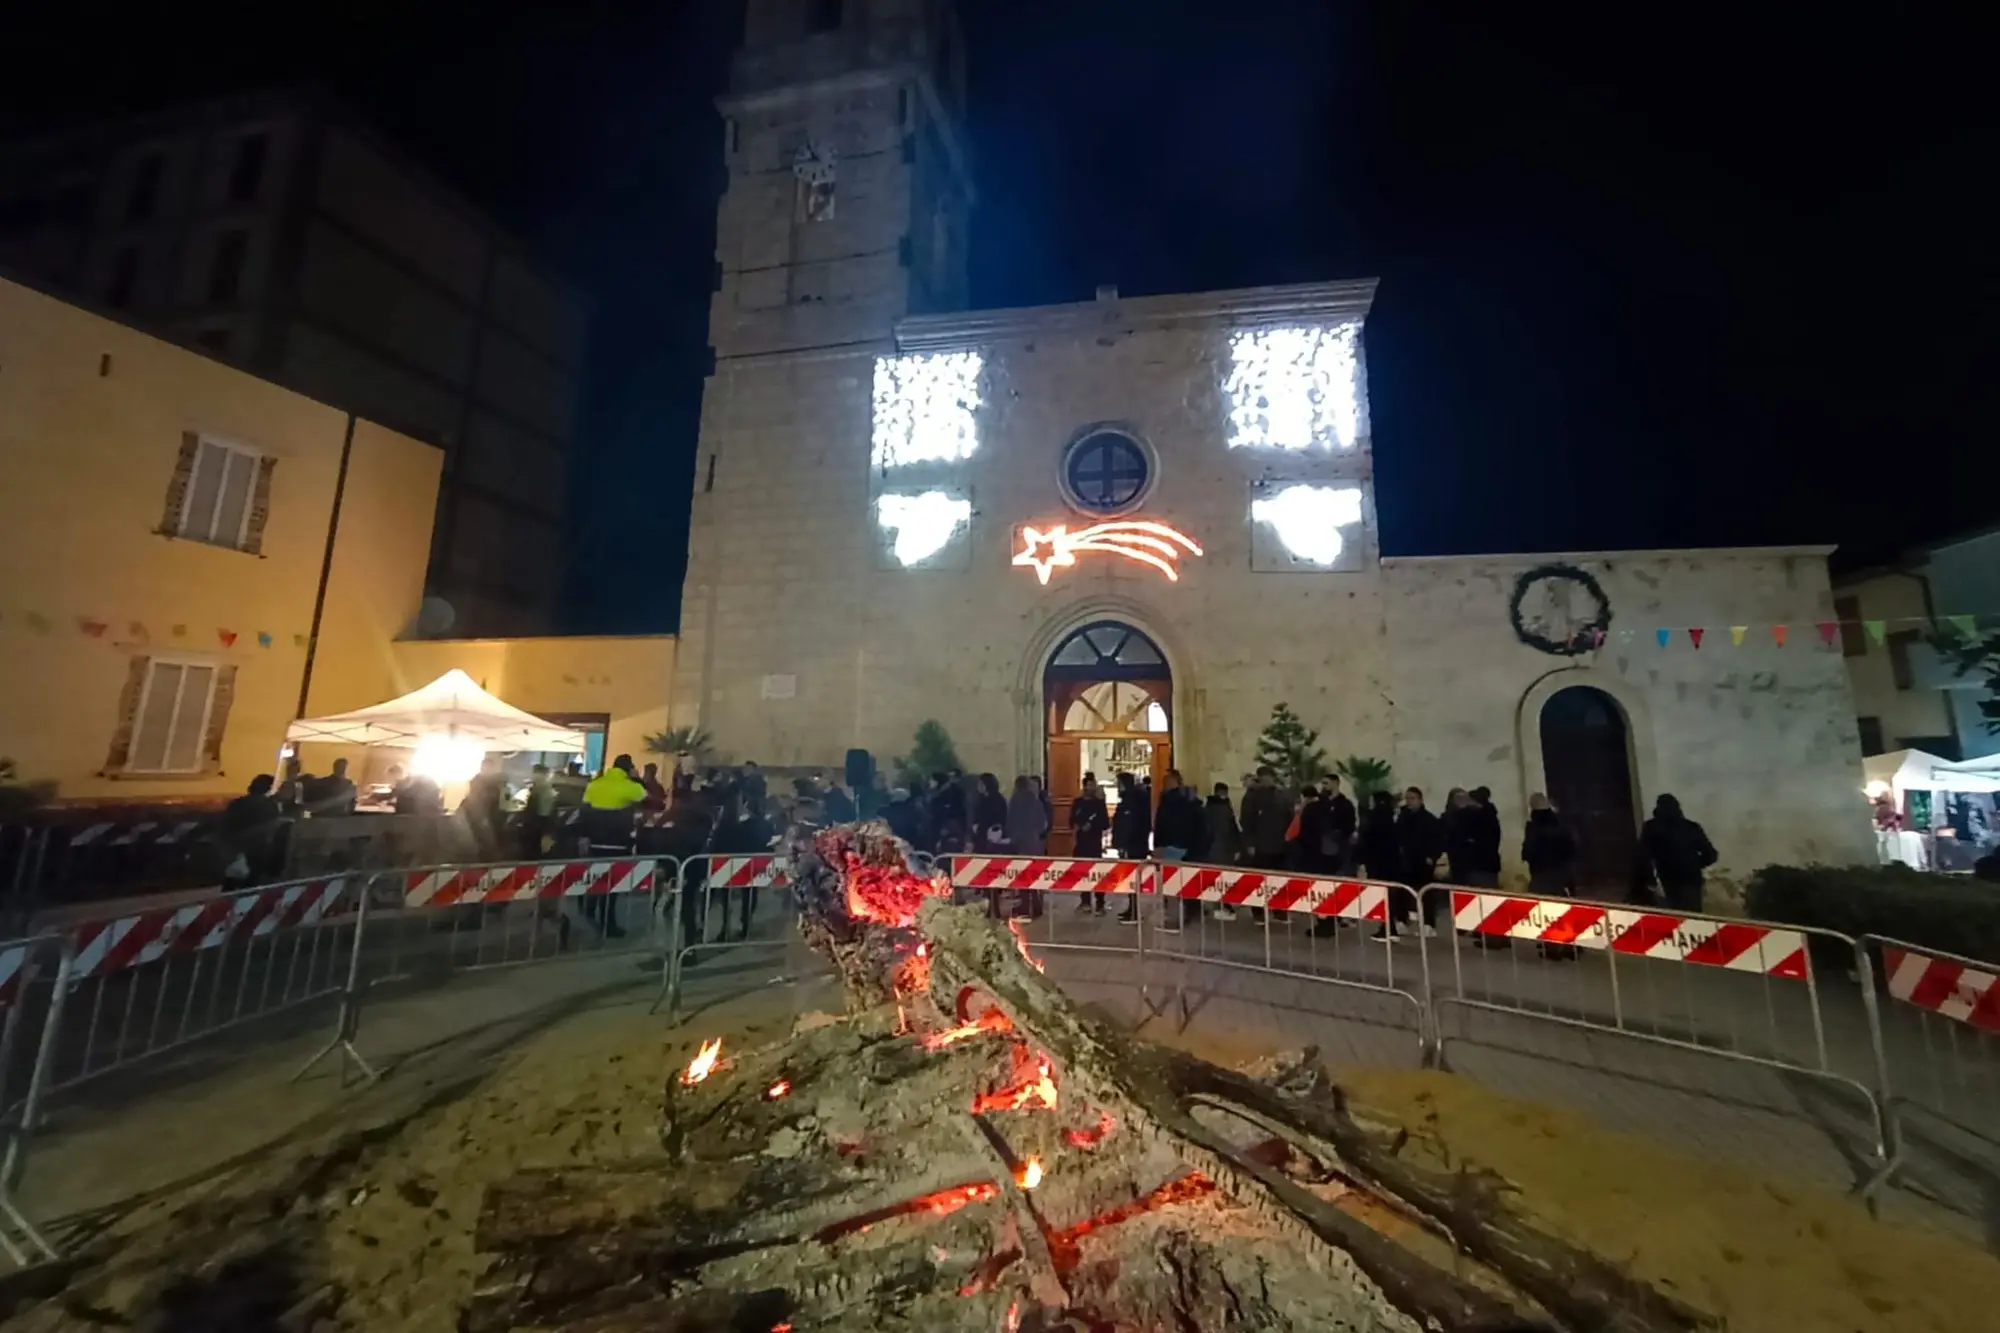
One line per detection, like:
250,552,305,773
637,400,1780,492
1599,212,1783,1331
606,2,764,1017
464,824,1713,1333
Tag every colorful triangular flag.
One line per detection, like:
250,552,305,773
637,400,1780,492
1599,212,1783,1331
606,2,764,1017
1947,614,1978,640
76,617,107,638
1655,628,1671,648
128,620,149,642
1729,625,1747,647
257,631,273,648
1816,622,1838,647
171,623,187,638
218,629,238,648
1864,619,1886,646
1772,624,1789,648
1588,627,1606,649
1688,627,1705,649
1617,629,1634,644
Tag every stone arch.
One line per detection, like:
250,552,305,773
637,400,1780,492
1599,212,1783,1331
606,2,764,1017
1515,666,1658,825
1012,594,1201,779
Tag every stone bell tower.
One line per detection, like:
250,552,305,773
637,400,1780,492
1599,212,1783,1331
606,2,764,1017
673,0,976,763
708,0,975,359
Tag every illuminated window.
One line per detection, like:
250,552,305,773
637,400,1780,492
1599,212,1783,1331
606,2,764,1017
876,491,971,565
1060,429,1151,515
871,350,983,468
1225,323,1362,450
1251,484,1364,566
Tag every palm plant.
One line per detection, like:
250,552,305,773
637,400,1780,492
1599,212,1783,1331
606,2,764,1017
1335,755,1394,800
644,726,714,768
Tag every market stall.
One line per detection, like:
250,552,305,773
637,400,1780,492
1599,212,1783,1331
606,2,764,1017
1863,748,2000,871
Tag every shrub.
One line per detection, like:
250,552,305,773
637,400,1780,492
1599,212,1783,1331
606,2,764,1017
1745,864,2000,966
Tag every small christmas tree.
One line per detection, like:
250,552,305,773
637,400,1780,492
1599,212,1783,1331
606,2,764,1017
894,720,963,790
1254,703,1328,791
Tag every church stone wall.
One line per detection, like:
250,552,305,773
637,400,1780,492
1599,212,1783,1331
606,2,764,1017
1382,549,1874,889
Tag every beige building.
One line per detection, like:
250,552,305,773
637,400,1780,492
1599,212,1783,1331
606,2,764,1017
670,0,1873,888
0,277,669,807
0,90,587,637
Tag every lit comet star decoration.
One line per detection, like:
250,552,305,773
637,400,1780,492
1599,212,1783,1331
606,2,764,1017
1251,484,1364,565
1012,520,1203,583
877,492,972,565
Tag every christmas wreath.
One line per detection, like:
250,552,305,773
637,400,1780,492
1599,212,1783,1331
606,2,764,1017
1508,563,1613,656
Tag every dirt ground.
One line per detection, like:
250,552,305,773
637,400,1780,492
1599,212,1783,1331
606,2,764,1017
9,987,1999,1332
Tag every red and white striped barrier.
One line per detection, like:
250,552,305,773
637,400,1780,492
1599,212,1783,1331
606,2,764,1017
68,879,348,982
403,859,658,908
1883,945,2000,1033
1449,891,1808,976
950,856,1147,895
0,944,30,1008
1159,866,1390,921
703,855,788,889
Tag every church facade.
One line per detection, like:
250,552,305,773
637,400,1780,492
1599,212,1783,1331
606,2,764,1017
672,0,1872,886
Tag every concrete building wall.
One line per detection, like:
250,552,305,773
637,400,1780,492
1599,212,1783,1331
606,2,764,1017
0,278,439,803
1831,568,1957,755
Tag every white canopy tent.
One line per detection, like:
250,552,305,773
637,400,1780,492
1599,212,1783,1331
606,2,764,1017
1864,748,2000,796
286,669,587,753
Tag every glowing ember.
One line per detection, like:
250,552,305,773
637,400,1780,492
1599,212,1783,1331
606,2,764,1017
1004,1296,1022,1332
843,854,947,926
764,1079,791,1100
893,940,932,996
1063,1111,1117,1150
1006,919,1046,973
972,1052,1058,1114
1015,1157,1043,1190
680,1037,723,1086
923,1008,1015,1050
1047,1172,1217,1271
812,1181,1001,1242
957,1247,1023,1296
772,1324,793,1333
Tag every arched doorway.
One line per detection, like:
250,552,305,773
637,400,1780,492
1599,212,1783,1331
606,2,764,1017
1539,685,1639,892
1043,621,1171,854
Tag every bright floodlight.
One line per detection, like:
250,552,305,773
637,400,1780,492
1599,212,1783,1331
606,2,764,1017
877,491,972,565
410,733,486,784
1225,324,1362,450
1251,484,1364,565
871,351,984,469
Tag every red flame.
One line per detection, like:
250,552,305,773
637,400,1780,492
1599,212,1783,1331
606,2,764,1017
680,1037,723,1086
1062,1111,1117,1150
1007,919,1046,973
972,1050,1058,1114
812,1181,1001,1242
1015,1156,1043,1189
1003,1296,1022,1332
765,1079,791,1100
924,1007,1015,1050
1047,1172,1216,1271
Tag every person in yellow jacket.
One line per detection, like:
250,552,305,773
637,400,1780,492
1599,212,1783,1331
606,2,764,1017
579,754,648,937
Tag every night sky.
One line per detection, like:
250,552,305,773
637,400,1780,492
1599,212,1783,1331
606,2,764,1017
6,3,1993,632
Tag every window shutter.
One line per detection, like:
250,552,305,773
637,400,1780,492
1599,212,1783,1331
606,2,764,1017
103,656,151,772
243,456,277,554
160,431,200,535
201,665,238,772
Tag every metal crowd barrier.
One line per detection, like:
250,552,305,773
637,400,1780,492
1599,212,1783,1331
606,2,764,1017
658,854,795,1021
1418,883,1894,1157
1863,935,2000,1186
3,847,1994,1268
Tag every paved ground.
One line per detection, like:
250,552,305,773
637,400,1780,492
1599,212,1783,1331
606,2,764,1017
4,885,1995,1258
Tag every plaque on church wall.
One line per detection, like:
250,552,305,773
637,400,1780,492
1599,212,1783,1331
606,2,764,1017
760,674,798,701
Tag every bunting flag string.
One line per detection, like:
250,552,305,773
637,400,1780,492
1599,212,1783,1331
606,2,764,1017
1729,625,1747,647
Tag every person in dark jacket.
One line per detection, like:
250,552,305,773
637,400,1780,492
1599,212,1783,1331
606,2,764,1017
1324,776,1358,873
1382,787,1444,940
1238,767,1290,870
971,774,1009,852
931,771,967,852
219,774,287,887
1468,786,1504,882
883,787,925,848
1203,783,1242,866
1153,770,1208,930
1440,788,1481,884
1112,771,1152,924
1522,793,1579,959
1640,793,1718,912
1292,785,1328,872
1070,773,1111,914
1357,790,1399,880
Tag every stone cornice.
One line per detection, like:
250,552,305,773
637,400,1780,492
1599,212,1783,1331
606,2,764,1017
895,279,1378,353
